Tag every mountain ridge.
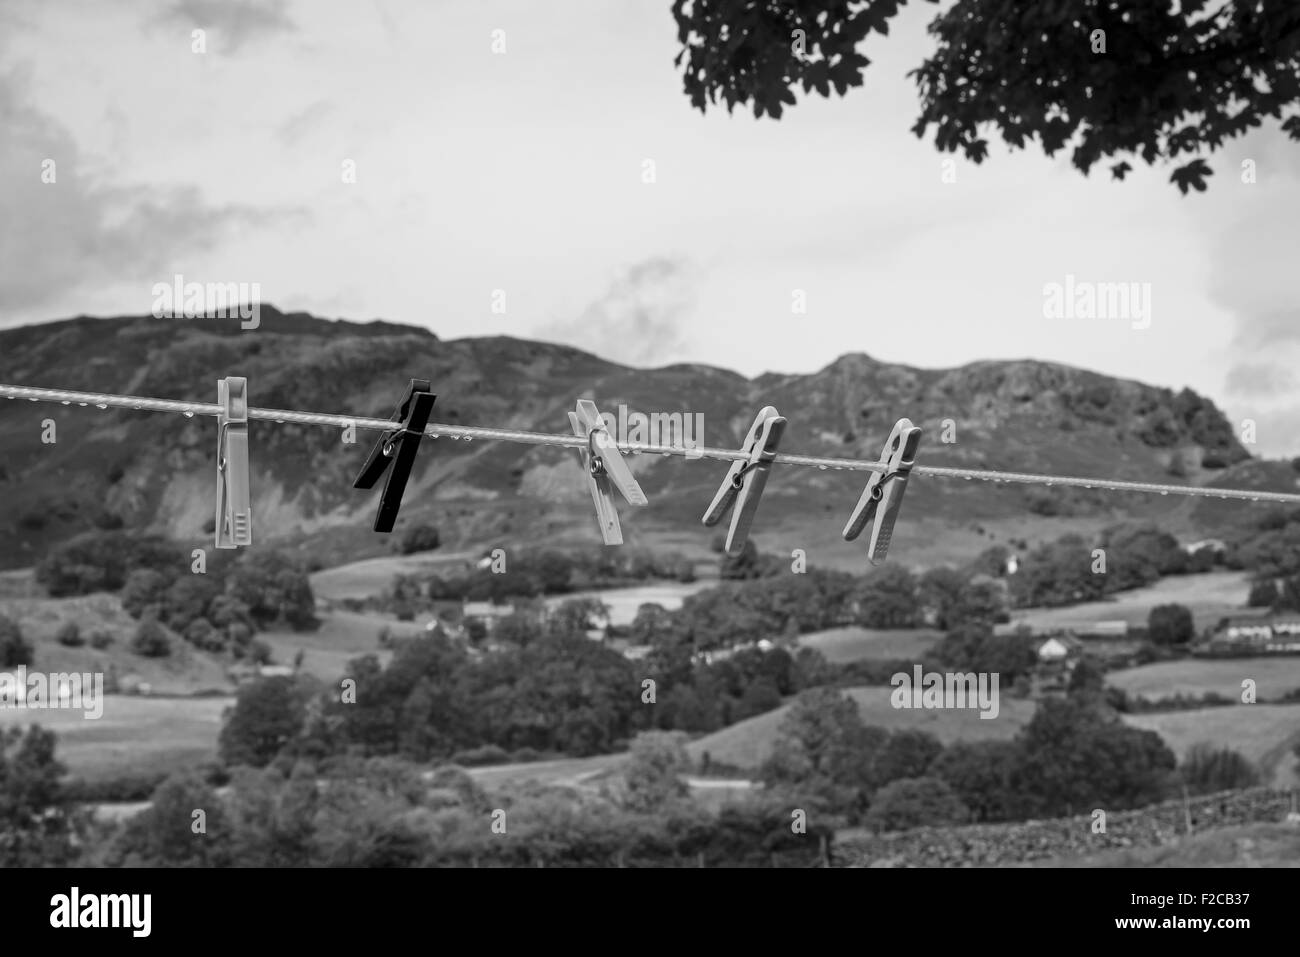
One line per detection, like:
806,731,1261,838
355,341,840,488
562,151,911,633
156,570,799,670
0,306,1288,572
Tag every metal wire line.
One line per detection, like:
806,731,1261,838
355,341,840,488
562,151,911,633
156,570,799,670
4,383,1300,505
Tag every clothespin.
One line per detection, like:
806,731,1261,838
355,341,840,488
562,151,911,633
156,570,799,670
215,376,252,549
568,399,647,545
842,418,922,564
353,379,437,533
702,406,786,556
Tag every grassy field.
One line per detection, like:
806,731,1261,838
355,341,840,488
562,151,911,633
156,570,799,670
798,626,942,664
0,695,232,783
1013,822,1300,867
258,609,416,681
0,591,233,694
1123,703,1300,788
1108,657,1300,702
685,685,1036,770
543,582,714,626
309,551,482,602
1008,570,1253,633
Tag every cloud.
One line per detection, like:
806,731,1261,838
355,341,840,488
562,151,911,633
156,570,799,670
0,71,298,319
1224,361,1298,399
154,0,294,54
276,99,335,146
537,257,696,368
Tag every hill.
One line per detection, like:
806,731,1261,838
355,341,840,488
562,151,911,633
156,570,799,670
0,307,1285,572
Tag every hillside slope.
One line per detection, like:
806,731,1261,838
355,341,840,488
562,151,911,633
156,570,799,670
0,307,1284,570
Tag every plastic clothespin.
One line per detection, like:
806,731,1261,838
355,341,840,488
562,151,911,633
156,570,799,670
702,406,786,556
842,418,923,564
568,399,648,546
215,377,252,549
353,379,437,533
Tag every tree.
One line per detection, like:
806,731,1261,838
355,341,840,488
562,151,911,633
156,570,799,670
930,739,1020,823
225,551,317,631
1276,574,1300,612
131,616,171,658
219,675,311,768
671,0,1300,193
1247,579,1280,607
865,776,969,832
111,771,232,866
0,615,33,668
1180,743,1259,796
0,726,78,866
399,524,441,555
719,539,763,580
761,687,885,821
854,564,919,628
1148,603,1195,646
1011,696,1176,817
873,729,943,786
55,622,84,647
918,566,966,629
950,577,1005,629
622,731,692,813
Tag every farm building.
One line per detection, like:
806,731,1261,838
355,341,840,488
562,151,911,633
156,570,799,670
1204,615,1300,654
461,601,515,635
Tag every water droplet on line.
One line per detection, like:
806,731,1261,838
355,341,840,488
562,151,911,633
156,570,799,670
183,411,195,418
96,403,107,410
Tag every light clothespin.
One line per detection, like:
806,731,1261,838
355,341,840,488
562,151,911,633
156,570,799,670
843,418,922,564
702,406,786,556
353,379,436,533
215,376,252,549
568,399,648,545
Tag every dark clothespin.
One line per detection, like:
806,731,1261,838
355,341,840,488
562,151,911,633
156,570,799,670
353,379,436,533
702,406,786,556
843,418,922,564
568,399,647,545
215,376,252,549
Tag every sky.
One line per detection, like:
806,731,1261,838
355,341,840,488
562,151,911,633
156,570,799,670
0,0,1297,455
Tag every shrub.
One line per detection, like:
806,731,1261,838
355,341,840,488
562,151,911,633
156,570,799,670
1180,743,1260,795
0,616,34,668
1247,579,1280,608
131,618,171,658
55,622,84,647
450,744,510,767
865,777,970,832
1148,603,1195,645
399,524,441,555
88,630,114,650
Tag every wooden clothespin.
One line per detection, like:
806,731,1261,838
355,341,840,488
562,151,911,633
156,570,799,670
843,418,922,564
353,379,436,533
702,406,786,556
215,376,252,549
568,399,648,545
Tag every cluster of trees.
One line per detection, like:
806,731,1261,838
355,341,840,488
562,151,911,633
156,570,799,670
96,754,829,868
217,617,838,767
1008,523,1205,608
3,726,828,868
1232,507,1300,610
757,680,1228,831
34,531,317,659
